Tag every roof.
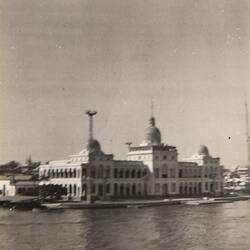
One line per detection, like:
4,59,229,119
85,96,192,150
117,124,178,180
14,181,38,186
0,175,10,181
5,174,33,181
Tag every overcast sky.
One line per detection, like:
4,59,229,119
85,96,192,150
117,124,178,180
0,0,249,168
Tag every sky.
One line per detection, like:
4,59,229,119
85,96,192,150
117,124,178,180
0,0,249,168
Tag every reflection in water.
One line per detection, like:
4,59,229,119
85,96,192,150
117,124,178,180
0,201,249,250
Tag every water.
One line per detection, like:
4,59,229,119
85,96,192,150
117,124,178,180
0,201,250,250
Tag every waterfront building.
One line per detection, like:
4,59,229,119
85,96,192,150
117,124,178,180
39,111,224,200
224,166,249,191
180,145,224,194
0,174,38,196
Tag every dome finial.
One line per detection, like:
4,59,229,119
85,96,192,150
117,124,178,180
149,117,155,126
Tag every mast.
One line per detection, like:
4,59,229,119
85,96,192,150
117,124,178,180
85,110,97,140
245,98,250,169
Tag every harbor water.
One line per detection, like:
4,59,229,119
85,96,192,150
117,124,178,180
0,201,250,250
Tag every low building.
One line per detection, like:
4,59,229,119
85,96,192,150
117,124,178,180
224,166,249,191
0,175,38,197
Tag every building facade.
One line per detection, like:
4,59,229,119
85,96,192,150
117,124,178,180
0,175,38,197
39,112,224,200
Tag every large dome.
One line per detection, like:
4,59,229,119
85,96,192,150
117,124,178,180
87,138,101,153
198,145,209,156
140,117,161,146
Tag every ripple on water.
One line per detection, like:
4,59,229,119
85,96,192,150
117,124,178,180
0,201,250,250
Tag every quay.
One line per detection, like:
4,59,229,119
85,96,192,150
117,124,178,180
42,195,250,210
1,195,250,211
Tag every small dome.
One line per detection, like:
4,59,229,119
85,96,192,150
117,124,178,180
141,117,161,146
198,145,209,156
87,138,101,153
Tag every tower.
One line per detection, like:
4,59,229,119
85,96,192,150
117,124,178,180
85,110,97,140
245,99,250,169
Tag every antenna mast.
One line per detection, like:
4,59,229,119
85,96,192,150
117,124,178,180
151,100,154,117
245,99,250,169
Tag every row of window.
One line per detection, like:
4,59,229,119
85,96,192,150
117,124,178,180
154,183,176,193
41,168,81,179
40,167,147,179
53,183,145,197
154,168,176,178
179,169,219,178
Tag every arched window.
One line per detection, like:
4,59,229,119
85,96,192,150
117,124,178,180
132,184,136,196
60,169,63,178
73,169,77,178
193,169,197,178
105,166,110,178
198,169,201,177
120,184,124,196
179,169,183,178
194,183,197,193
137,170,141,178
138,183,142,195
162,164,168,178
131,169,135,178
69,184,72,195
198,182,202,193
98,165,104,178
189,183,192,194
125,169,130,178
73,184,77,196
114,168,118,178
179,183,183,194
184,184,188,194
82,168,86,178
114,183,118,196
65,169,68,178
205,168,208,178
119,169,124,178
69,169,72,178
126,183,130,196
91,167,96,178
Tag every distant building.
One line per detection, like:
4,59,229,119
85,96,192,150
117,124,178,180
0,175,38,197
224,166,249,191
181,145,224,194
39,112,224,200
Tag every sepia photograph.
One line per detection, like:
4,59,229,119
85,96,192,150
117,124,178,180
0,1,250,249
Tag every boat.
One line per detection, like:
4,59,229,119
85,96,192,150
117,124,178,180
185,198,234,205
42,203,64,210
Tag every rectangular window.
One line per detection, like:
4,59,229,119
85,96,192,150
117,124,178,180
170,168,176,178
154,168,159,178
171,183,176,192
105,168,110,178
82,168,87,178
162,165,168,178
155,183,160,193
91,184,96,194
106,184,110,193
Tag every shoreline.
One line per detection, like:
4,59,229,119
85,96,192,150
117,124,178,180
1,195,250,210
